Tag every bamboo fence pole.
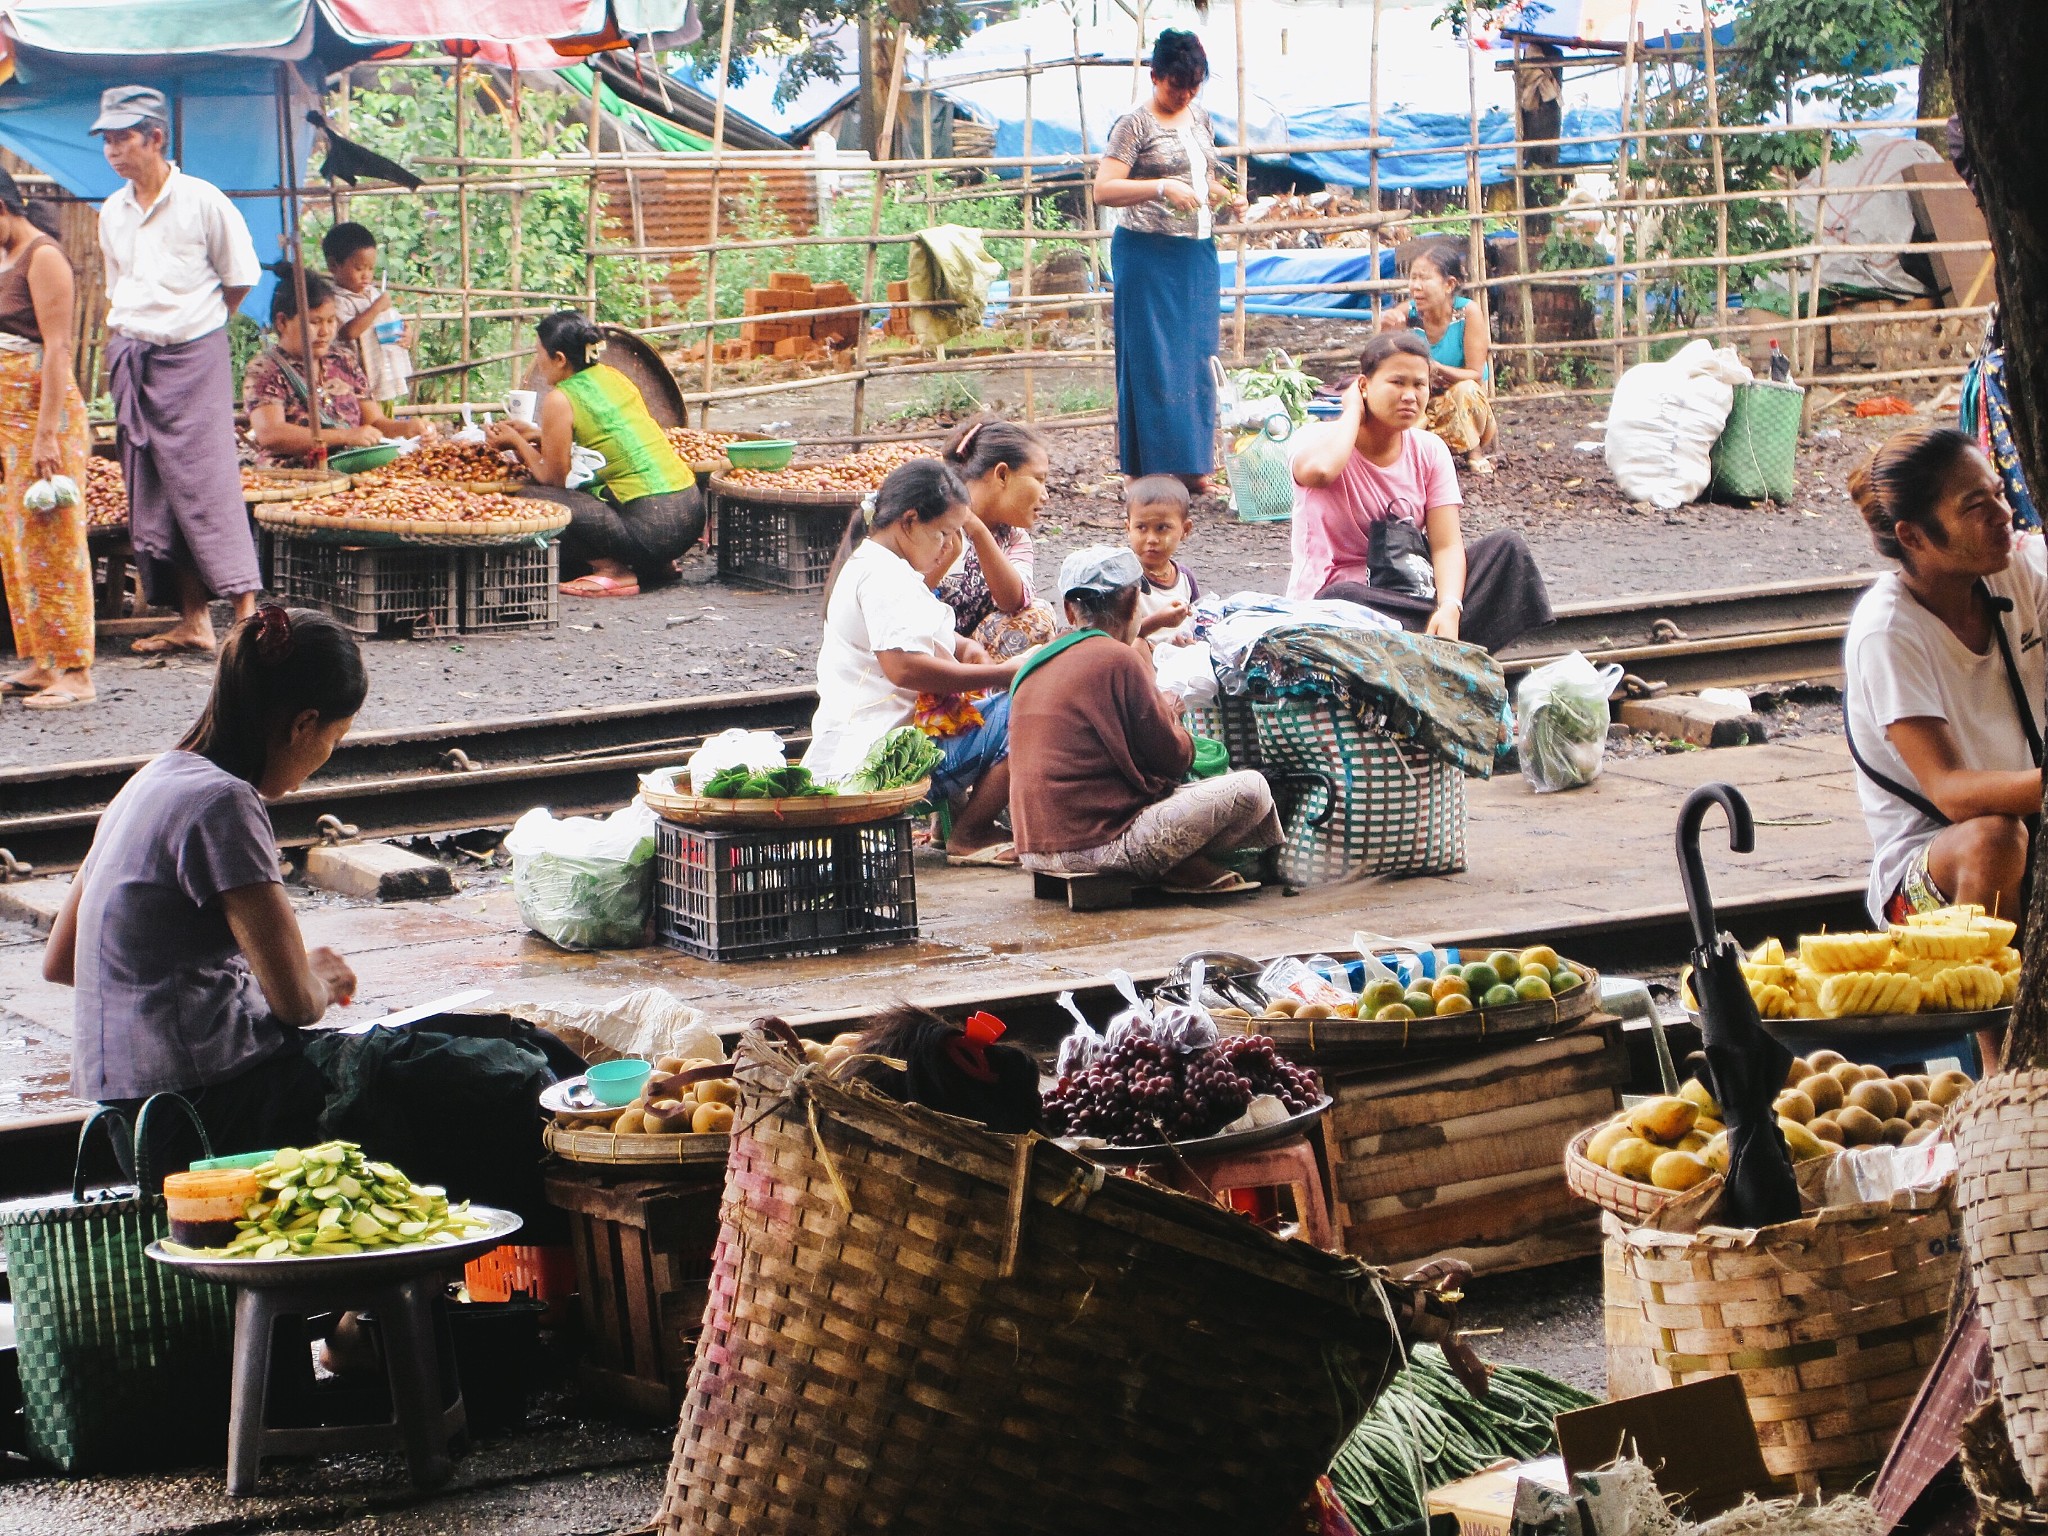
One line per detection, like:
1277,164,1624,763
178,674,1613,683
1465,32,1487,395
851,25,911,443
699,0,738,413
1368,0,1383,323
1611,0,1638,380
1701,17,1728,342
507,72,525,302
275,68,325,465
455,57,473,375
1232,0,1250,363
582,64,602,319
1022,49,1038,420
1631,21,1650,363
1803,129,1833,378
1511,42,1537,382
1073,3,1107,365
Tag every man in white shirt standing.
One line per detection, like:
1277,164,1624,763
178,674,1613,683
92,85,263,655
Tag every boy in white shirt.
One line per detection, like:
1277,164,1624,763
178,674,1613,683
1126,475,1202,641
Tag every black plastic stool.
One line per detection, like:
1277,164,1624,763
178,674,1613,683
226,1274,463,1494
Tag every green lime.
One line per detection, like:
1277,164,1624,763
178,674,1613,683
1462,962,1501,994
1375,1001,1416,1022
1487,949,1523,981
1402,990,1437,1018
1482,983,1519,1009
1362,978,1408,1013
1551,967,1581,993
1515,974,1553,1001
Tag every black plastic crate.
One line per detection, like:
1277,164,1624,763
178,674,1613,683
264,531,458,638
654,815,918,962
461,543,560,634
714,496,849,594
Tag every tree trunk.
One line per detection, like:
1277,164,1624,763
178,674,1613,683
1951,0,2048,1066
1917,19,1953,150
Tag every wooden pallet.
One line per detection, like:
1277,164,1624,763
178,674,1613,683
545,1166,723,1418
1319,1016,1628,1276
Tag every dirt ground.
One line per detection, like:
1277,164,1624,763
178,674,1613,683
4,357,1913,769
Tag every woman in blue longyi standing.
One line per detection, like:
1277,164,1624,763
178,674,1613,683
1095,29,1238,494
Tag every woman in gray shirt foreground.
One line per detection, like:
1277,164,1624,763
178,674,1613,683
44,604,366,1152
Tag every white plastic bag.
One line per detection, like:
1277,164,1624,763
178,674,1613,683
23,475,79,513
685,728,788,792
501,986,723,1065
1516,651,1624,793
1154,639,1220,704
565,444,607,490
1603,340,1750,507
504,800,660,950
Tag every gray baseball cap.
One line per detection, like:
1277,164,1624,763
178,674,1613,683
1057,544,1144,599
89,85,168,135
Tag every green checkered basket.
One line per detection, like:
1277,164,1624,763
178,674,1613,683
1252,698,1467,886
1710,379,1803,503
0,1097,235,1472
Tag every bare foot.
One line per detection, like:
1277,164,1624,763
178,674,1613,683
132,624,217,656
1162,853,1232,889
3,666,55,694
31,669,95,705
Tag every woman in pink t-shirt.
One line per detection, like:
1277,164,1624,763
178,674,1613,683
1288,332,1551,652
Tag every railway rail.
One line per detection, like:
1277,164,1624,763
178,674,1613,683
0,575,1867,874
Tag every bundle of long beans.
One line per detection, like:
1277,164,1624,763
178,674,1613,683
1326,1345,1597,1534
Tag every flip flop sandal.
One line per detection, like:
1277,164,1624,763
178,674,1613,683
1,677,47,695
946,841,1018,867
22,688,95,710
130,633,216,656
560,575,641,597
1161,873,1263,896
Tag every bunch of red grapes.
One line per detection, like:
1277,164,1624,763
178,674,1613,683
1045,1029,1321,1145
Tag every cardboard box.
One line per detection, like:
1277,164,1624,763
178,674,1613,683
1427,1456,1567,1536
1556,1375,1771,1521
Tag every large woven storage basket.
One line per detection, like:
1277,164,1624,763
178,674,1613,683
1953,1070,2048,1500
1252,697,1467,884
1710,379,1803,503
1186,693,1262,770
1605,1197,1958,1496
654,1033,1431,1535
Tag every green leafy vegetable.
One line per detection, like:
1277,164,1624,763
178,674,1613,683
703,763,834,799
1226,350,1317,425
846,726,943,792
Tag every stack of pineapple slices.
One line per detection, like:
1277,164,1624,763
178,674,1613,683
1732,904,2017,1020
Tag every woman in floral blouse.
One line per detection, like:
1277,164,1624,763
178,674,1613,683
243,271,426,468
929,417,1060,658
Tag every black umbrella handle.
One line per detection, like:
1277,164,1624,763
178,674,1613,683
1677,783,1755,952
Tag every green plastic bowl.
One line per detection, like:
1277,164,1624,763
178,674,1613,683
723,438,797,471
328,442,404,474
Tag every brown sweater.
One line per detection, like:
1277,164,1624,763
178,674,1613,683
1009,634,1194,854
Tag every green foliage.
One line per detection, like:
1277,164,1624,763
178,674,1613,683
679,176,1080,339
681,0,974,108
319,68,665,398
1048,380,1112,416
886,372,983,422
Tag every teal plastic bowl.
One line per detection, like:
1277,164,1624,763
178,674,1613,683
328,442,404,474
724,438,797,471
586,1058,652,1106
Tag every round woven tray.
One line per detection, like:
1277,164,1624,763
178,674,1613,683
241,467,351,504
639,768,930,829
1203,960,1601,1065
254,501,569,547
707,471,864,509
544,1121,731,1167
1563,1120,1723,1224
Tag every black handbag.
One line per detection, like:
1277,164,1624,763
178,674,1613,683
1366,517,1436,600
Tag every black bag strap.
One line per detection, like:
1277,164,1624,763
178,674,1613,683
1846,581,2042,824
134,1093,214,1197
71,1107,136,1202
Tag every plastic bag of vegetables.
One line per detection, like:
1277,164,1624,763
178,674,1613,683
505,800,660,950
1514,651,1622,794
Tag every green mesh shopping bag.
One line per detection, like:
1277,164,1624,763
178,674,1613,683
1710,380,1803,503
0,1097,234,1471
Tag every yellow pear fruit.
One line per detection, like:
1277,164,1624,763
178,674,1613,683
1774,1089,1817,1124
1585,1119,1632,1167
1675,1131,1710,1154
1679,1078,1722,1117
1703,1131,1731,1173
1694,1116,1725,1137
1651,1151,1713,1191
1779,1118,1833,1161
1627,1097,1700,1145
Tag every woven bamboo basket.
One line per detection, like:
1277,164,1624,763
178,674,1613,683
653,1032,1444,1535
638,767,930,829
1563,1120,1724,1225
542,1122,731,1168
253,500,568,548
1951,1069,2048,1500
1606,1196,1959,1496
1601,1213,1664,1400
1236,962,1600,1068
240,466,350,504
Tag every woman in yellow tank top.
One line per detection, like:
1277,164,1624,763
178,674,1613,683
487,312,699,597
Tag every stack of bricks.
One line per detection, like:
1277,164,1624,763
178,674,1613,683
884,279,914,339
735,271,862,361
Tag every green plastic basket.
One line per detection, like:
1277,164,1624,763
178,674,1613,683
1711,379,1803,503
0,1098,234,1472
1225,428,1297,523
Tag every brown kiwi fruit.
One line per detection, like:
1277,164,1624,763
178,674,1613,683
1903,1125,1936,1147
1859,1062,1891,1084
1928,1076,1970,1107
1845,1080,1897,1119
1898,1074,1931,1102
1835,1105,1884,1146
1799,1073,1845,1114
1774,1088,1817,1124
1784,1058,1812,1090
1906,1101,1945,1129
1880,1117,1911,1146
1808,1049,1847,1071
1828,1061,1864,1088
1807,1115,1844,1145
1882,1080,1917,1117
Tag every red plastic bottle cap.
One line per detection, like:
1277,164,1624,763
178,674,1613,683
962,1011,1006,1045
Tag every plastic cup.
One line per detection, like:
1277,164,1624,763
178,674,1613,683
504,389,538,425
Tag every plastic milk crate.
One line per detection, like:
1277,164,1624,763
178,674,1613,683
263,531,458,638
713,492,850,595
653,816,920,962
460,543,560,634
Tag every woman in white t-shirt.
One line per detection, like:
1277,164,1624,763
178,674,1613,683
1844,430,2044,999
805,460,1024,865
1288,332,1551,653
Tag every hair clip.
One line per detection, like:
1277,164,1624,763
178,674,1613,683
860,491,879,528
254,604,294,663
